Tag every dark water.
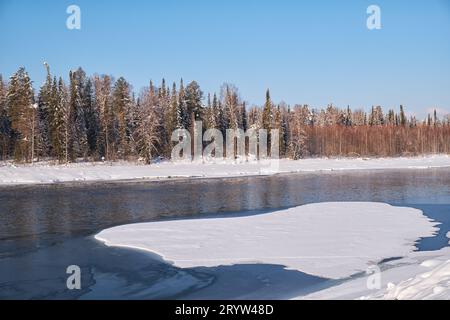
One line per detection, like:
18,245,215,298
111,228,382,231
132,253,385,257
0,169,449,299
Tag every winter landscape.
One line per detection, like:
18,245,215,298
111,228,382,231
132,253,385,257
1,0,450,305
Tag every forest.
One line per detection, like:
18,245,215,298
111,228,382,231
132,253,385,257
1,65,449,163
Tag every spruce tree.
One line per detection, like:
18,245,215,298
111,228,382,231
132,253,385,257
37,63,53,157
211,93,220,129
241,102,248,132
56,77,69,161
262,89,272,131
111,77,132,159
0,74,11,159
399,105,407,126
6,67,35,162
68,69,88,160
165,82,178,136
185,80,204,124
93,74,112,160
177,79,187,129
83,78,100,157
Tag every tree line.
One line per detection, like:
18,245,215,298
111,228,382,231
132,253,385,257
0,66,449,163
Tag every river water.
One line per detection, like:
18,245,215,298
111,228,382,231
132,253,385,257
0,169,449,299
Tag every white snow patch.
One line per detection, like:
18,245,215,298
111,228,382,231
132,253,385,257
1,155,450,185
375,259,450,300
298,233,450,300
95,202,437,280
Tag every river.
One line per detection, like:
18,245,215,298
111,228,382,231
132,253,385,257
0,169,449,299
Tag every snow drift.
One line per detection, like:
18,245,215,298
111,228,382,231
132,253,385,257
300,233,450,300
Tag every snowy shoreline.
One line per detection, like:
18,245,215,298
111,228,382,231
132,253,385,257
299,241,450,300
95,202,446,300
1,155,450,186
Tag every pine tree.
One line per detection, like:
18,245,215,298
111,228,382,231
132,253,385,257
47,77,59,157
204,93,213,128
168,82,178,126
37,63,53,157
211,93,221,130
164,82,178,153
280,107,289,156
217,98,226,134
53,77,70,162
6,67,36,162
185,80,204,125
68,69,88,160
83,78,100,157
262,89,272,131
241,102,248,131
345,106,352,126
0,74,11,159
111,77,132,159
93,74,112,160
158,78,167,99
154,79,170,156
400,105,407,126
177,79,187,129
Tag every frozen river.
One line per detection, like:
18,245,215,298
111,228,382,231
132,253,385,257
0,168,449,299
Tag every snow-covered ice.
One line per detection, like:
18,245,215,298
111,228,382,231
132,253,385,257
298,233,450,300
1,155,450,185
378,259,450,300
95,202,438,280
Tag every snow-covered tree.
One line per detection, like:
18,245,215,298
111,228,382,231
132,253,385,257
134,86,160,164
83,78,100,157
176,79,187,129
185,80,204,125
0,74,11,159
221,84,240,130
288,105,309,159
93,74,112,159
68,68,88,160
111,77,132,158
262,89,273,131
6,67,36,162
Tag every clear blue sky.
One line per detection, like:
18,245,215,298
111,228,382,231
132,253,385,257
1,0,449,118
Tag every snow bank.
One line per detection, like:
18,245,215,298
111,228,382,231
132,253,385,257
95,202,437,279
377,259,450,300
298,233,450,300
1,155,450,185
368,231,450,300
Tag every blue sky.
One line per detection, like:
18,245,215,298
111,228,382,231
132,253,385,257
0,0,449,118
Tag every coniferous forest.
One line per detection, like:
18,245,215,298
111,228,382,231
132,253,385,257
1,66,450,164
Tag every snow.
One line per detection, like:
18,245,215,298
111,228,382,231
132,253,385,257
95,202,438,280
298,233,450,300
378,259,450,300
1,155,450,185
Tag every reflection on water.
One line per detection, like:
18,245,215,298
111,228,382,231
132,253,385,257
0,168,449,299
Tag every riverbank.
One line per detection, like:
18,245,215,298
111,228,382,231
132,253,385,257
1,155,450,186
